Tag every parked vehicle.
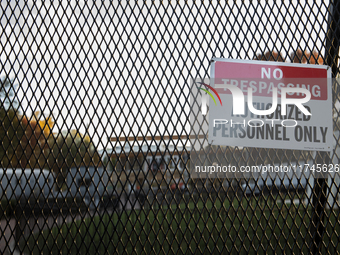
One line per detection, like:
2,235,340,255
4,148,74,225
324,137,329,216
0,169,54,200
65,166,109,208
241,162,311,196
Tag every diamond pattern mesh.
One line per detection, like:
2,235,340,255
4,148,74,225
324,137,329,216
0,1,340,254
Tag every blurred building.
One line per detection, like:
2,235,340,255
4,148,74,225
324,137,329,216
103,135,192,194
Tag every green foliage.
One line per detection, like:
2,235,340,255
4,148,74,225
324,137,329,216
0,76,101,171
0,77,23,168
50,129,99,170
47,129,100,189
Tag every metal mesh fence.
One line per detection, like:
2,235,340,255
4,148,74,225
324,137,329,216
0,0,340,254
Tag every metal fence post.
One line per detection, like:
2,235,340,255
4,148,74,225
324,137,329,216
325,0,340,78
310,1,340,254
310,153,329,255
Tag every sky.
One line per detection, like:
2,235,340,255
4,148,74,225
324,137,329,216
0,0,331,150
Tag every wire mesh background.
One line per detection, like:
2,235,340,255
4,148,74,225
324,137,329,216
1,0,340,254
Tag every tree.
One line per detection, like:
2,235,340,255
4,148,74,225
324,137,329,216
0,108,24,167
0,77,23,168
0,76,18,110
19,112,55,169
291,49,323,64
254,51,284,62
0,76,101,176
49,129,100,188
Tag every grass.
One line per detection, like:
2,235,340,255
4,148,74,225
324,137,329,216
18,194,340,254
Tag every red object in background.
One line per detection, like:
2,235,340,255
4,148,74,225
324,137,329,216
170,182,185,191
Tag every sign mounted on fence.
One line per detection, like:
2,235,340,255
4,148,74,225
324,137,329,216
207,58,333,151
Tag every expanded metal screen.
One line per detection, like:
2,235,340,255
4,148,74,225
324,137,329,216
1,1,340,254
